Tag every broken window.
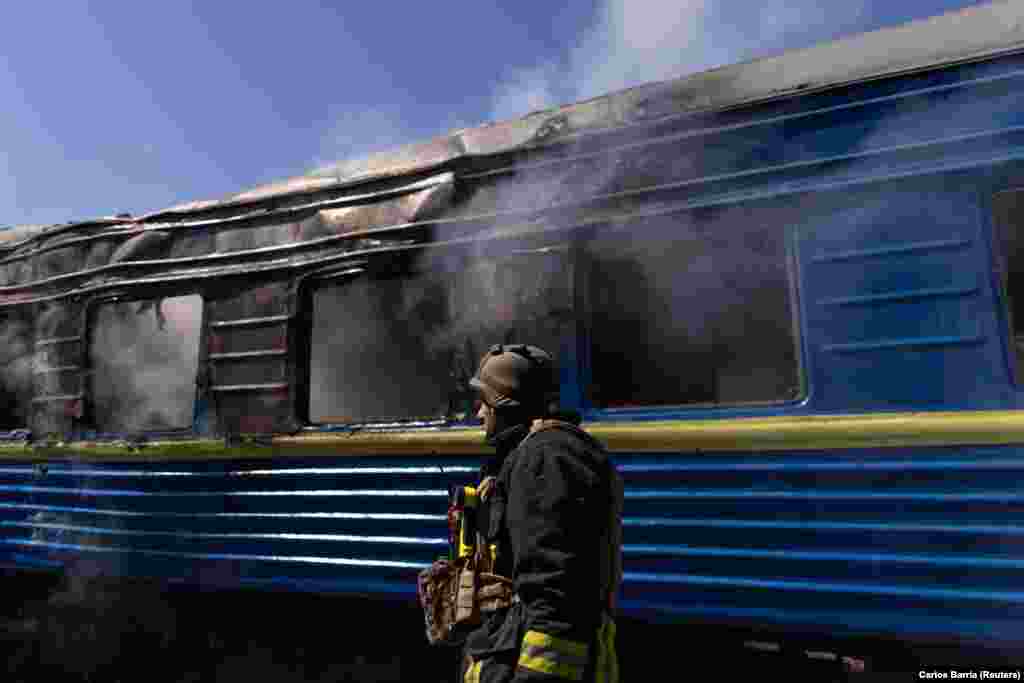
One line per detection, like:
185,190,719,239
0,312,32,429
584,210,800,410
309,247,573,424
992,188,1024,383
89,294,203,432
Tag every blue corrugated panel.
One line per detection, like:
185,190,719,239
1,448,1023,648
0,458,474,595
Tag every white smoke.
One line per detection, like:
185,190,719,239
490,64,566,123
0,315,32,429
309,1,878,173
312,107,475,175
313,108,414,171
491,0,872,121
90,295,203,433
479,0,892,409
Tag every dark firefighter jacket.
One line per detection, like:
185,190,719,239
461,415,624,683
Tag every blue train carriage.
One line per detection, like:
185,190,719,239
2,0,1024,668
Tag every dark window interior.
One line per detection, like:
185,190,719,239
992,188,1024,383
0,311,31,429
584,210,800,409
89,294,202,432
309,247,573,424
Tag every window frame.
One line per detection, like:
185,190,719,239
0,306,34,432
295,261,374,428
574,209,808,420
987,185,1024,390
83,289,207,437
297,238,581,430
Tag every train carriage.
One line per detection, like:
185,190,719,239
2,1,1024,672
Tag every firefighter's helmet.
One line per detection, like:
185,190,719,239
470,344,558,412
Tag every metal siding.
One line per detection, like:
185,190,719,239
1,447,1024,647
799,185,1010,411
0,457,463,595
566,52,1024,419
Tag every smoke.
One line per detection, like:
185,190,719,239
0,315,33,430
311,106,474,178
0,1,924,431
490,0,871,121
476,0,888,409
2,567,182,681
310,276,451,423
89,295,203,433
490,64,566,124
0,289,204,436
413,247,572,415
323,0,865,419
309,247,571,423
582,208,801,409
313,108,414,172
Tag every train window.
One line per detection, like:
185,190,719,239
584,210,800,409
0,312,32,429
308,247,572,424
89,294,203,432
993,189,1024,383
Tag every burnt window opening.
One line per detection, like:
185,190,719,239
584,211,800,410
0,311,32,430
89,294,203,433
993,188,1024,383
308,247,573,425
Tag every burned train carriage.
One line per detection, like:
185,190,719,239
4,0,1024,661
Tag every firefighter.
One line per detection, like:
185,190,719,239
460,343,623,683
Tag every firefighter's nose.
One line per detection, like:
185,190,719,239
476,402,487,421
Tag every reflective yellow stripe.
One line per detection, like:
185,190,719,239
595,615,618,683
464,659,482,683
596,636,608,683
519,630,589,680
587,410,1024,452
24,409,1024,461
522,630,589,658
518,654,585,680
268,409,1024,455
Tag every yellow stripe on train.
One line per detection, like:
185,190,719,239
3,409,1024,460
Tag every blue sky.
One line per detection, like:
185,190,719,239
0,0,987,227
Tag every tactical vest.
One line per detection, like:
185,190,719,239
416,419,623,648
